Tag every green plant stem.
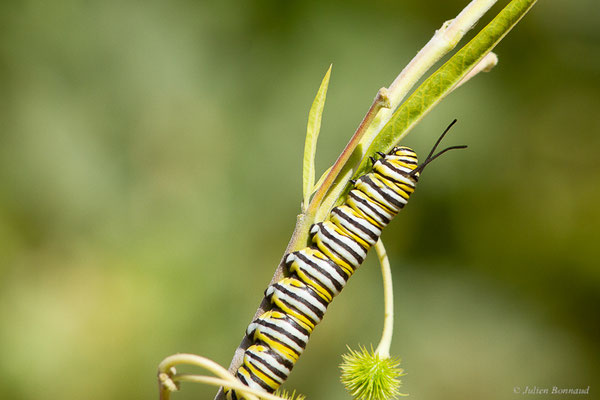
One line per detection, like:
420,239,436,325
374,240,394,358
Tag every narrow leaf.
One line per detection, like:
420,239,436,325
302,65,332,212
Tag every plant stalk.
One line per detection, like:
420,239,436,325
374,240,394,358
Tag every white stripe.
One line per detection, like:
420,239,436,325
376,163,414,180
313,224,364,268
347,190,394,226
356,176,404,212
270,280,326,323
255,319,307,354
246,349,289,383
322,222,367,260
332,206,381,245
372,175,409,205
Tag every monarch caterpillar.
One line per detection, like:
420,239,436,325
225,121,465,399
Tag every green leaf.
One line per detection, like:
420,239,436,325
302,65,332,212
330,0,537,207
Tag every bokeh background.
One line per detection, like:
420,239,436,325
1,1,598,399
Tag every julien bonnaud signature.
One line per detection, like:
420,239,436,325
513,386,590,395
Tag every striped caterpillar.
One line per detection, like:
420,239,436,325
225,122,464,399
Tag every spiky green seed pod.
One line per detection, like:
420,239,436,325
274,388,306,400
340,346,407,400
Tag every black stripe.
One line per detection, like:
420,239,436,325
274,295,318,325
380,159,418,184
247,354,288,381
250,345,295,371
395,157,418,165
320,222,368,252
360,175,405,210
259,331,304,355
271,308,312,336
331,217,375,248
316,223,364,267
236,370,250,387
387,151,418,163
300,280,331,308
305,250,351,281
274,283,325,321
332,207,380,242
292,268,335,298
374,172,413,200
241,364,277,392
258,319,308,350
380,162,416,191
288,252,338,297
296,251,348,290
349,191,391,225
293,278,331,308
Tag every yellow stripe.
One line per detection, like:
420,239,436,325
289,263,333,302
329,214,371,248
344,200,386,229
269,339,300,361
312,235,355,274
392,160,418,170
269,294,315,328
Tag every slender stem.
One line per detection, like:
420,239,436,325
374,240,394,358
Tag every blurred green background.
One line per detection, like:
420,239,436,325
1,1,598,399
